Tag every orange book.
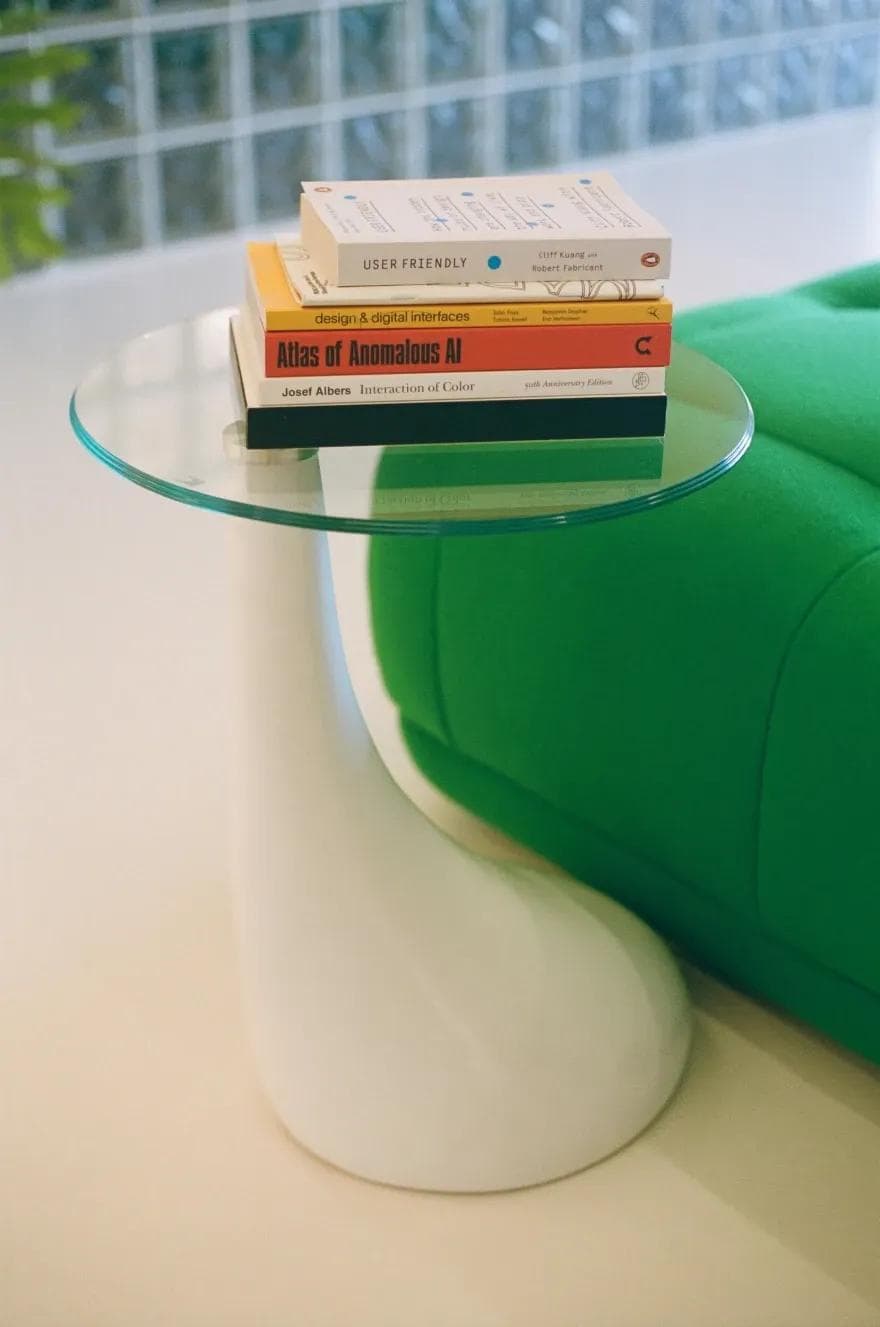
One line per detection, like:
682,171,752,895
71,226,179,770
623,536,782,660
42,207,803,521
263,323,671,377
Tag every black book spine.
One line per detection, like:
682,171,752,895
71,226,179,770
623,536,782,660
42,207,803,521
242,395,667,449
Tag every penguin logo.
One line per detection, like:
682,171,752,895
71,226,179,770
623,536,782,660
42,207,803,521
641,251,661,269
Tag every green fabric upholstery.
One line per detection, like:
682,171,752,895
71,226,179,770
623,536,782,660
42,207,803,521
368,263,880,1063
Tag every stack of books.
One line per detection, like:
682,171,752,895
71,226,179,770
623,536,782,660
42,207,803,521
230,172,672,451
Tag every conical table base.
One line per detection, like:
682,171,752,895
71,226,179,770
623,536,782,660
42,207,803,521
226,508,691,1192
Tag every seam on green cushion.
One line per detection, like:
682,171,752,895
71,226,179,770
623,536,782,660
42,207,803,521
403,716,880,1008
753,542,880,917
796,261,880,307
730,419,880,496
768,427,880,495
429,537,452,745
428,716,767,923
416,718,728,904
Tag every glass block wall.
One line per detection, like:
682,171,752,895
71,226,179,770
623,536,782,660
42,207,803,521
2,0,879,262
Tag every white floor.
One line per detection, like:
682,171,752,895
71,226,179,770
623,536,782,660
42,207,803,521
2,112,880,1326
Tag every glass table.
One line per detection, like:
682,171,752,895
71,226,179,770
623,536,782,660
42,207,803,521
71,309,753,1193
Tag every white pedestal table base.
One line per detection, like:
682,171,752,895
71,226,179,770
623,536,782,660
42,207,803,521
225,511,691,1193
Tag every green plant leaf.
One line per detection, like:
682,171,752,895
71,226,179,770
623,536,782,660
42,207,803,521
0,176,68,203
0,47,88,88
0,99,82,129
0,1,88,275
0,143,72,173
12,216,63,260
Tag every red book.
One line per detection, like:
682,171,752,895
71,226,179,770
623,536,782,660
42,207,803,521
262,323,671,377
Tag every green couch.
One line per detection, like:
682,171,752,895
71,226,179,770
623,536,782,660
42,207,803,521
368,263,880,1065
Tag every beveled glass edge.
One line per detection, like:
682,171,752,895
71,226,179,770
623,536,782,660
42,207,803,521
69,364,754,539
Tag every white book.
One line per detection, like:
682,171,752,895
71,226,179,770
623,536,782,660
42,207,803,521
276,237,665,307
232,309,665,406
300,172,672,286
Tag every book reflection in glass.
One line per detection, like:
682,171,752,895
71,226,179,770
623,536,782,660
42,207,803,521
367,435,665,522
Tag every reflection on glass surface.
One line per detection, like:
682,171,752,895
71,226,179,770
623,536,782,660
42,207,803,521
71,310,753,538
118,325,187,389
365,437,669,522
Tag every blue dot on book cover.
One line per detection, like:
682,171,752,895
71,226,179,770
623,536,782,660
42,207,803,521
487,255,501,270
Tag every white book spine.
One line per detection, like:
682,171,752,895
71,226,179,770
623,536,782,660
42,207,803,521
243,366,666,407
277,237,665,307
306,209,671,286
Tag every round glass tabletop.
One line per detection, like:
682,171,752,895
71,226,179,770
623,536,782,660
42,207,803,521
70,308,752,536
